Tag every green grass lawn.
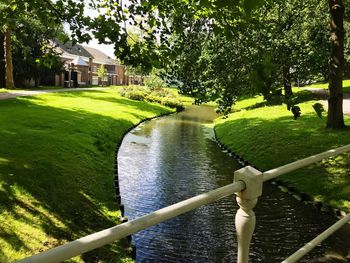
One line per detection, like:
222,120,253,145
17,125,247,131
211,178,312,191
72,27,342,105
0,86,99,92
304,79,350,93
215,91,350,212
0,88,174,262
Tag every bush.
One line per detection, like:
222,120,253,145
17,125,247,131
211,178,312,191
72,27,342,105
145,94,163,104
150,88,175,98
144,74,166,89
118,86,147,101
161,98,184,112
118,85,184,111
127,90,147,101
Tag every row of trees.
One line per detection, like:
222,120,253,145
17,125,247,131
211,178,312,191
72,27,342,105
157,0,349,129
1,0,348,129
82,0,349,129
0,0,91,88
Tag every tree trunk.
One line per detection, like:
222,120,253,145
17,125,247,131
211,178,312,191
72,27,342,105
4,28,15,89
283,66,293,98
327,0,345,129
322,71,329,82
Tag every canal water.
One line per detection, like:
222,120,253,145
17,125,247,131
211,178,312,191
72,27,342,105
118,105,350,262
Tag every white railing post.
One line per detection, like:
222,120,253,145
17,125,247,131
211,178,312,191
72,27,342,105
234,166,263,263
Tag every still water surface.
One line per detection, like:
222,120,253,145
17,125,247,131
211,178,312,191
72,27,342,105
118,106,350,262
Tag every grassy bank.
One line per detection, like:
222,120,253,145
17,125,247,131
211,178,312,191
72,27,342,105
215,90,350,212
0,88,173,262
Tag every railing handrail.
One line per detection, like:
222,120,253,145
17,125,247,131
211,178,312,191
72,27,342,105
16,144,350,263
17,181,246,263
263,144,350,182
282,213,350,263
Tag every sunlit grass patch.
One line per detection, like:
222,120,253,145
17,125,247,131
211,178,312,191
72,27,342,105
0,89,173,262
215,95,350,212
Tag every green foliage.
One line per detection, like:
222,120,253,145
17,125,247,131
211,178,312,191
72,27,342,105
290,105,301,119
118,85,184,111
158,0,337,115
144,73,166,89
126,89,147,101
145,94,163,103
161,97,185,112
97,64,107,79
118,86,147,99
0,1,66,87
250,54,280,101
97,65,108,86
313,102,325,118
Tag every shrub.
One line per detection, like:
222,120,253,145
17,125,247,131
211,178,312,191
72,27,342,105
161,98,184,112
118,85,184,111
145,94,163,104
126,90,147,101
150,88,174,98
118,86,148,101
144,74,166,89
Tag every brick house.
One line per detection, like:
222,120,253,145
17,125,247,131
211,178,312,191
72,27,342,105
54,42,128,87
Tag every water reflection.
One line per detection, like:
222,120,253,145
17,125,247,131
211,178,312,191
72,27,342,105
118,105,350,262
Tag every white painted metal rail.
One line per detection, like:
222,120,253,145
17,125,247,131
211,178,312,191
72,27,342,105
16,145,350,263
17,181,246,263
282,214,350,263
262,144,350,182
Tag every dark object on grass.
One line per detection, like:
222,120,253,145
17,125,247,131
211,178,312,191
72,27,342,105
291,105,301,119
312,103,325,118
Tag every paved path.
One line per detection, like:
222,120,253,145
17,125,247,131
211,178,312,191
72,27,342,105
0,87,108,100
302,88,350,115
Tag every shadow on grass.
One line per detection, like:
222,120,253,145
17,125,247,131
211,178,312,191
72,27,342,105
0,96,164,262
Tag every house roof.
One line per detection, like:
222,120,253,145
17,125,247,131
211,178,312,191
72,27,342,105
82,46,116,65
54,40,117,66
55,41,91,58
72,56,89,66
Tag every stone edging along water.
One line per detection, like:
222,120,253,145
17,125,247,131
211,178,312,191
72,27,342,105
212,126,348,220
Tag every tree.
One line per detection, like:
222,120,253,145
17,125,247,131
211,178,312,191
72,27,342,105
3,27,14,89
0,34,4,87
0,0,17,89
0,0,90,88
97,64,108,86
162,0,326,112
12,15,65,87
327,0,346,129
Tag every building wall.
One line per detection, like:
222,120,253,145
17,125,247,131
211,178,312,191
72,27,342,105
76,65,89,84
105,64,115,73
116,65,126,85
56,53,128,87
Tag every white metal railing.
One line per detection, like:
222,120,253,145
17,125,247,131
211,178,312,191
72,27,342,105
282,213,350,263
16,145,350,263
262,144,350,182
